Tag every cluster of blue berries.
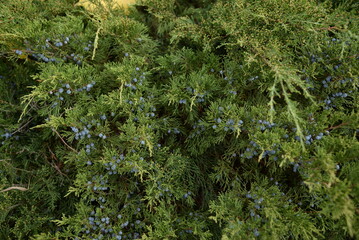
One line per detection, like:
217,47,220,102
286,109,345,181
339,77,353,85
253,228,260,237
125,99,134,105
211,69,234,85
109,154,143,174
261,147,279,161
245,192,265,236
71,125,92,140
176,212,206,236
329,37,340,44
78,81,96,92
85,143,96,155
79,187,146,240
290,156,340,174
333,63,341,71
80,208,142,240
294,131,328,145
133,137,145,146
49,36,70,48
223,118,243,132
129,162,139,174
98,133,107,140
153,143,162,151
322,76,332,88
237,140,279,161
64,53,84,65
183,191,192,199
323,92,348,109
239,141,259,160
252,119,276,131
248,76,259,81
72,115,110,144
182,229,193,234
195,92,207,103
49,81,96,107
49,36,92,65
304,37,356,115
270,177,284,188
88,175,109,192
85,212,113,236
70,119,102,142
15,49,23,55
185,87,207,103
188,120,206,138
327,37,353,50
1,130,18,145
100,114,107,121
309,53,321,63
304,76,315,91
15,35,94,65
145,106,156,118
188,113,245,138
35,52,58,63
14,47,58,63
1,132,12,139
244,184,300,237
167,128,180,134
290,157,306,173
116,202,145,239
154,180,173,198
124,67,146,91
104,155,125,175
83,41,93,51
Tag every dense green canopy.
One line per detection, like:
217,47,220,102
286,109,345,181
0,0,358,239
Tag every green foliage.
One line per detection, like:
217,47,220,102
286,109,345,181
0,0,358,239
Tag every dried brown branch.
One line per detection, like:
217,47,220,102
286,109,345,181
47,147,68,177
325,122,349,131
52,128,77,153
1,185,28,192
315,26,341,31
11,117,33,135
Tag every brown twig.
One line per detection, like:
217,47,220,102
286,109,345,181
52,128,77,153
47,147,68,177
316,26,341,31
325,122,349,131
1,185,28,192
11,117,33,135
